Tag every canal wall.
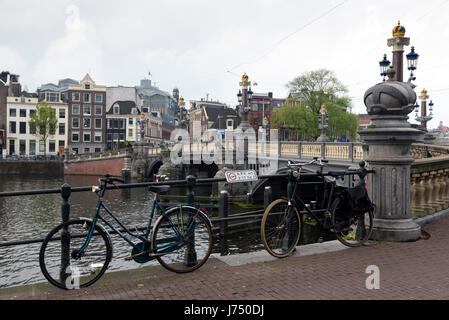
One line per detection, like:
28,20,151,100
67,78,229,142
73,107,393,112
0,161,63,175
64,156,125,176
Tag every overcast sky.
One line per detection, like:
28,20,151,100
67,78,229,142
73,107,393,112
1,0,448,128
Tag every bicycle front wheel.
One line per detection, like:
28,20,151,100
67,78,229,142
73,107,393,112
331,197,374,247
39,219,112,290
261,199,301,258
152,207,213,273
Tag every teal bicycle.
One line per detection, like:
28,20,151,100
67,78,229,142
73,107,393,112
39,175,213,290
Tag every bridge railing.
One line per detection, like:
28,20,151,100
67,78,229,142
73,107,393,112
410,156,449,219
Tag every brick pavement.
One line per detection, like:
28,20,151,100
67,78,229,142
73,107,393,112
5,215,449,300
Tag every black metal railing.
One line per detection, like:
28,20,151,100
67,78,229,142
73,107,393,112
0,161,372,248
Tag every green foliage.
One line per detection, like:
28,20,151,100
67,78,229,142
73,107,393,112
29,101,58,155
286,69,348,114
271,102,317,140
278,69,358,141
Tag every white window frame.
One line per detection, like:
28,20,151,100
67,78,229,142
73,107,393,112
72,131,79,142
94,131,102,142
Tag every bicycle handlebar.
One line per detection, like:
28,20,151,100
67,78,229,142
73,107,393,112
288,157,329,168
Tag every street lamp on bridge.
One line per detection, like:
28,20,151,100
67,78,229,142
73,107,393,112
316,104,330,142
237,73,253,130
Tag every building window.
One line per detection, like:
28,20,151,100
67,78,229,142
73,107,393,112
129,118,133,125
30,109,36,116
84,93,90,102
83,132,91,142
47,92,59,102
20,109,26,117
73,118,80,128
95,105,102,115
9,109,16,117
83,105,91,116
72,104,80,115
72,92,80,101
49,140,55,153
59,140,65,147
95,94,102,102
84,148,90,154
72,147,78,154
85,83,90,90
95,118,102,129
72,131,79,142
59,123,65,135
59,109,65,119
29,140,36,155
227,120,233,128
19,122,26,134
113,105,119,115
19,140,26,155
39,141,45,152
83,118,91,129
95,148,101,153
9,121,16,134
120,119,125,129
107,133,112,141
128,128,133,137
94,132,102,142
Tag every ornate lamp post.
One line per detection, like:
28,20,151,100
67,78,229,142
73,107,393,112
415,89,435,143
317,104,330,142
379,54,391,82
406,46,419,81
178,96,188,130
237,73,253,130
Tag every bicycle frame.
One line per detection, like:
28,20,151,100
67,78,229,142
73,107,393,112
75,196,186,256
288,174,338,229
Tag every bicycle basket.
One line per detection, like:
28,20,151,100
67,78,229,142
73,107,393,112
342,185,373,216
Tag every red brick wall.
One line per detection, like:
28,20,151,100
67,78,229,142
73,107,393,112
65,157,125,176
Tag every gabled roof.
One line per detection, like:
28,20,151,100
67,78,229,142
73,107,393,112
107,100,138,115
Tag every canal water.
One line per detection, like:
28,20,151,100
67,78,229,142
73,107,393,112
0,175,326,289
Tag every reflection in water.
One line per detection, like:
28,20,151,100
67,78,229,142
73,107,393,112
0,175,325,289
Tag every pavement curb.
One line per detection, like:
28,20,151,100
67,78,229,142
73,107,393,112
414,208,449,226
212,240,348,266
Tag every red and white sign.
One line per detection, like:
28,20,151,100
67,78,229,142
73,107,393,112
225,170,258,183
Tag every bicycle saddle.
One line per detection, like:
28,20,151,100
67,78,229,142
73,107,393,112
148,185,171,194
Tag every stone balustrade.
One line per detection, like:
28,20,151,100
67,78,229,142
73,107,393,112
410,157,449,219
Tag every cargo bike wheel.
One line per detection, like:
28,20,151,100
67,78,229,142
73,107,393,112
330,197,374,247
261,199,302,258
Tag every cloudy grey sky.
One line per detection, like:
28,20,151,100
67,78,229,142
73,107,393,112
1,0,448,128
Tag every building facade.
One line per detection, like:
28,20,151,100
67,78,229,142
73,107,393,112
0,71,22,158
106,100,140,150
39,74,106,155
5,94,68,156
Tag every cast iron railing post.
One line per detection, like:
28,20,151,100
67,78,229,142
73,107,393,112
184,175,198,266
219,190,229,235
356,161,368,239
264,186,272,210
60,183,71,285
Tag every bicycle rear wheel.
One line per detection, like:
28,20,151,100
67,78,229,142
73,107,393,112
331,197,374,247
261,199,301,258
152,207,213,273
39,219,112,290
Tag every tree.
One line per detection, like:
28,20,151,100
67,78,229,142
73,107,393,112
271,103,317,140
29,101,58,156
282,69,358,141
286,69,348,114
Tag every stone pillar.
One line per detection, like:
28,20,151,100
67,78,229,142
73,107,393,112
359,72,423,242
387,21,410,82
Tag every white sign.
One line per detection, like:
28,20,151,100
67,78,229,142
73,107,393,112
225,170,258,183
